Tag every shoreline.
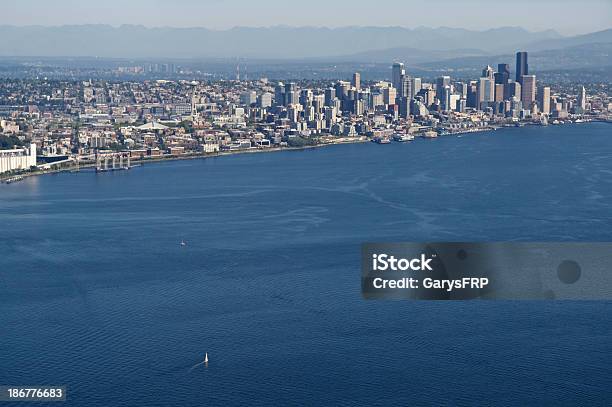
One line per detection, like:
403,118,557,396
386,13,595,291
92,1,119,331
1,120,609,184
0,136,369,183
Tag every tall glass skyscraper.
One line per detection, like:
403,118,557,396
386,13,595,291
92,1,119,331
495,64,510,85
516,52,528,84
520,74,537,108
392,62,405,91
436,76,451,95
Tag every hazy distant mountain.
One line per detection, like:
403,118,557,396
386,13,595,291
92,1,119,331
326,47,489,64
415,42,612,74
524,29,612,51
0,24,562,59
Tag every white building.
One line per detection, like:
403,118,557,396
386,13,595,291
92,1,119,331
203,142,220,153
0,143,37,174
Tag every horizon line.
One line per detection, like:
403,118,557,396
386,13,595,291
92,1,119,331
0,23,581,35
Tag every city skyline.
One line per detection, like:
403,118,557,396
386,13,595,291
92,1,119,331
3,0,612,36
1,48,606,178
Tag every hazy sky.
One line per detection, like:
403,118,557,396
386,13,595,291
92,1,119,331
2,0,611,36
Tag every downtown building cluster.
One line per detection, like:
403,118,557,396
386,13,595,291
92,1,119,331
237,51,598,140
0,52,610,175
419,52,588,120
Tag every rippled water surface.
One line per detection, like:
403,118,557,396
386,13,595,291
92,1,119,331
1,123,611,406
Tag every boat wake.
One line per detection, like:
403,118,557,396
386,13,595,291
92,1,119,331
189,361,206,371
189,353,208,371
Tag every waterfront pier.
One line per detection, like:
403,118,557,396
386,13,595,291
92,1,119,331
96,152,131,172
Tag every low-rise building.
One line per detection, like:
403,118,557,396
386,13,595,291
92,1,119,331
0,143,36,174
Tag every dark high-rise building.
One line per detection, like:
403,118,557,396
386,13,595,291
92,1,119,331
299,89,313,107
440,86,451,111
516,52,528,84
505,81,522,101
495,63,510,85
283,82,298,106
398,97,411,119
324,88,335,106
274,82,285,107
436,76,451,95
466,82,478,108
335,81,350,101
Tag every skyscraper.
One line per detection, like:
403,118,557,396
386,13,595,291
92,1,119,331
505,81,521,101
538,86,551,115
495,64,510,85
352,72,361,90
392,63,405,91
493,64,509,102
335,81,350,101
521,75,537,109
440,86,451,111
398,97,410,119
299,89,313,107
477,66,495,108
578,86,587,110
410,77,422,99
284,82,298,106
383,87,397,106
478,77,495,107
494,84,505,102
274,82,285,107
285,82,297,95
516,52,528,84
324,88,335,106
399,74,412,100
436,76,451,98
240,90,257,106
482,65,494,80
258,92,272,109
456,82,468,99
466,81,478,108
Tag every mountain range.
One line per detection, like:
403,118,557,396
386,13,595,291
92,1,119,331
0,25,609,74
414,42,612,73
0,25,566,59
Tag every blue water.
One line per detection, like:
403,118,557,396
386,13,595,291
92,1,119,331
1,123,611,406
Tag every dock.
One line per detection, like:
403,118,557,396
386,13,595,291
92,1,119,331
96,152,131,172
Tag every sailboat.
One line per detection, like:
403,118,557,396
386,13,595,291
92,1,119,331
189,352,209,371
